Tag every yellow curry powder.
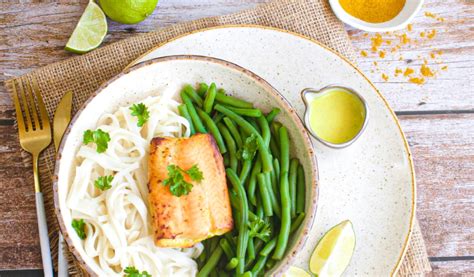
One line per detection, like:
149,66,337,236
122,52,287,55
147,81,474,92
339,0,406,23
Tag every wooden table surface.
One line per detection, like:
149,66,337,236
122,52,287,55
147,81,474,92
0,0,472,275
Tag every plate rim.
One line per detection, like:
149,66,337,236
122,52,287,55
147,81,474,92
128,24,416,276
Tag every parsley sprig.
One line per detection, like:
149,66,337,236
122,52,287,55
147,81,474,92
71,219,86,240
94,175,113,191
130,103,150,127
248,217,271,242
238,133,258,161
124,266,151,277
83,129,111,153
163,164,204,197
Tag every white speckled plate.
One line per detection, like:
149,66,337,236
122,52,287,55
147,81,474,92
130,25,415,276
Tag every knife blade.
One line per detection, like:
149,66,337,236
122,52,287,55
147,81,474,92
53,91,73,151
53,91,73,277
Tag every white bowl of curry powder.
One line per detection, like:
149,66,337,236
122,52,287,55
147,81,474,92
329,0,424,32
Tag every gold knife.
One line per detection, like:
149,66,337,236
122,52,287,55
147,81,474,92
53,91,73,277
53,91,73,151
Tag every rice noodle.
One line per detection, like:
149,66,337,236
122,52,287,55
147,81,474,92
66,91,201,276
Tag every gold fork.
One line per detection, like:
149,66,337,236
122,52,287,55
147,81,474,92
12,77,54,277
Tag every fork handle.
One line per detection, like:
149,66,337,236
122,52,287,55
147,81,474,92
36,192,54,277
33,153,54,277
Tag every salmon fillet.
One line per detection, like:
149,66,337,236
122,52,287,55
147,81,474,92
148,133,233,248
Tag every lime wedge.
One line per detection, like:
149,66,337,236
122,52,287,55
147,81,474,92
283,266,311,277
309,220,356,277
65,1,107,54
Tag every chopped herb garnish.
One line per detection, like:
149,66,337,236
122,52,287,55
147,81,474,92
71,219,86,240
130,103,150,127
238,133,258,161
94,175,113,191
163,164,204,197
248,217,271,242
124,266,151,277
83,129,110,153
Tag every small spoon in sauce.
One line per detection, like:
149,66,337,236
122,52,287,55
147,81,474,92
301,86,369,148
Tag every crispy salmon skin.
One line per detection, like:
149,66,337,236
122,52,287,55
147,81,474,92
148,133,233,248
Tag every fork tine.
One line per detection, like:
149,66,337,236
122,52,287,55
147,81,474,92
18,78,33,131
32,77,50,130
11,80,27,133
26,77,40,130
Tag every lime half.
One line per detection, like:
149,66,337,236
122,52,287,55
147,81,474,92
283,266,311,277
309,220,356,277
65,1,107,54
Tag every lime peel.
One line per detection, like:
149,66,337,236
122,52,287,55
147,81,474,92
283,266,311,277
65,1,107,54
309,220,356,277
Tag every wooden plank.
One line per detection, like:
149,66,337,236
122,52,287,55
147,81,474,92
398,113,474,258
428,260,474,276
1,0,473,114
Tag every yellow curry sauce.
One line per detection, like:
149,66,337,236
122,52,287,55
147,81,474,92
309,89,366,144
339,0,406,23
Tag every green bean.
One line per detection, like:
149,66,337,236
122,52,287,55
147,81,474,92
223,117,243,148
223,106,262,118
259,237,277,257
265,108,281,123
203,83,217,114
215,92,253,108
271,122,281,140
248,118,261,133
290,212,305,234
240,159,252,185
218,123,238,172
272,172,291,260
296,164,305,213
210,237,220,253
289,159,299,218
279,127,290,174
257,116,271,147
257,173,273,217
180,91,207,133
178,104,195,135
247,159,261,206
197,246,224,277
219,270,230,277
254,239,264,255
215,104,272,172
210,270,218,277
223,153,230,167
226,169,249,275
213,112,225,124
225,257,239,271
247,237,256,261
270,159,280,201
197,82,208,97
197,108,227,153
198,248,206,265
242,272,253,277
220,238,235,260
264,172,281,218
225,234,236,248
248,211,258,221
256,199,264,219
269,137,280,160
183,84,203,107
265,259,276,270
250,255,268,276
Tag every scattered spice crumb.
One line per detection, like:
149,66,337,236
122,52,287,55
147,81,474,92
441,65,448,70
400,34,410,44
424,12,436,18
407,24,413,31
420,32,426,38
373,61,378,66
395,68,403,77
427,29,436,39
409,77,425,84
360,50,368,57
371,33,383,52
430,53,436,59
382,73,389,81
379,51,386,58
399,56,403,61
404,68,414,76
437,50,443,55
363,33,369,37
418,102,426,106
420,64,435,77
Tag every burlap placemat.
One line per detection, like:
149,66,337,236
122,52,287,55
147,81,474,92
5,0,431,275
